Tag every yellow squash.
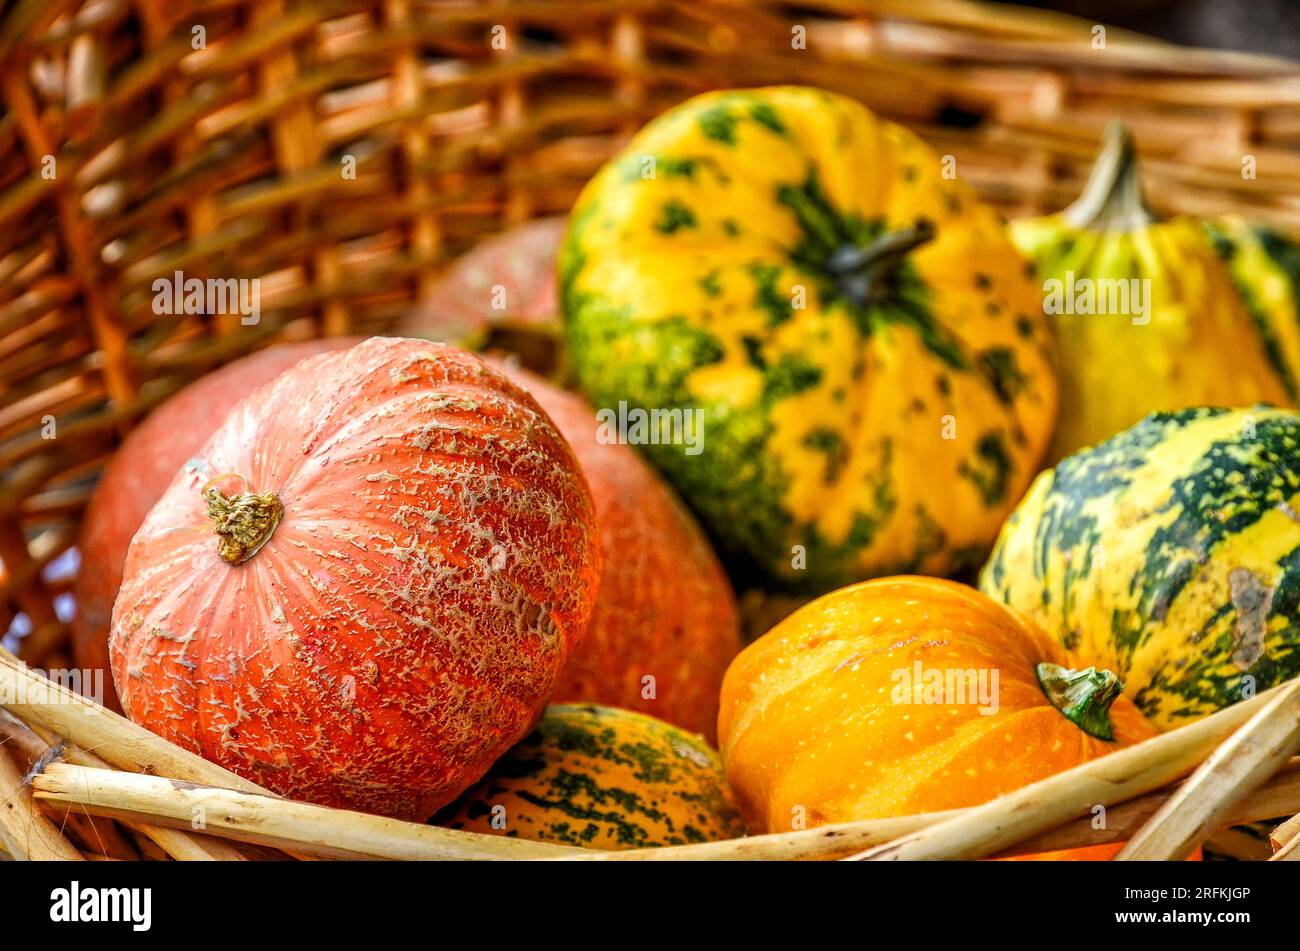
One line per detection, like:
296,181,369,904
1010,122,1300,460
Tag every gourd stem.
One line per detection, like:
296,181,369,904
205,485,284,566
825,219,936,308
1036,662,1123,742
1063,121,1156,232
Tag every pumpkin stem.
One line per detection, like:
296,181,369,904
1063,121,1156,232
1036,662,1123,742
825,219,936,309
205,485,284,566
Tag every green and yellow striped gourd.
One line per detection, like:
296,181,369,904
435,704,744,850
980,406,1300,730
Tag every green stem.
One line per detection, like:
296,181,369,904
1063,121,1157,232
824,219,936,309
205,485,284,566
1036,661,1124,741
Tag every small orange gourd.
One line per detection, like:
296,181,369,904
718,576,1157,860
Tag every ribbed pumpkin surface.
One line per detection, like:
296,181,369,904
719,576,1155,860
436,703,744,849
74,338,357,711
110,338,600,820
490,360,741,740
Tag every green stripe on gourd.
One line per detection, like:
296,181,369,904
1207,218,1300,401
562,86,1055,591
980,406,1300,730
434,704,743,849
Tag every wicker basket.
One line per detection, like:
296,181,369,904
3,0,1300,861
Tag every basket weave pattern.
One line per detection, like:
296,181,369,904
3,0,1300,673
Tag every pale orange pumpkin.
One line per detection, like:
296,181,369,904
398,217,565,373
718,575,1157,860
488,359,741,740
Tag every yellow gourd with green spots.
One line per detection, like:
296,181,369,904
434,704,744,850
1009,122,1300,461
561,86,1057,592
980,406,1300,731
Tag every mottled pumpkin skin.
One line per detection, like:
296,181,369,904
74,339,357,712
718,576,1154,860
398,217,565,345
435,704,744,849
561,87,1056,593
981,406,1300,732
110,338,600,820
490,360,741,740
1010,214,1300,459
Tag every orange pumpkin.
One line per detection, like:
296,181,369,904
718,576,1157,860
398,217,565,372
110,338,600,820
74,338,358,712
489,359,741,740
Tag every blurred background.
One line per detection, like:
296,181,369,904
1031,0,1300,57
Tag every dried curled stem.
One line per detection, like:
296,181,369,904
205,484,284,565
